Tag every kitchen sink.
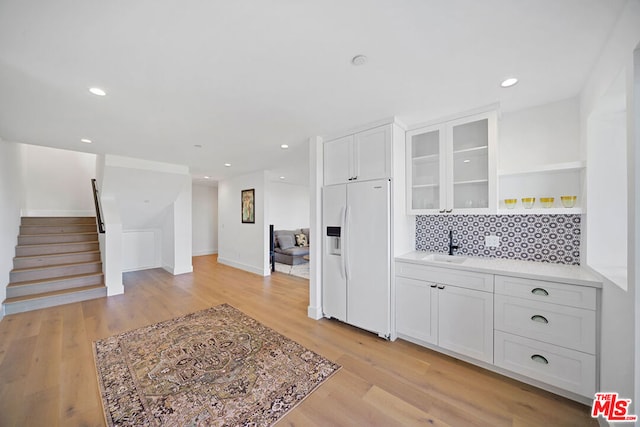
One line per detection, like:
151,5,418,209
422,254,467,264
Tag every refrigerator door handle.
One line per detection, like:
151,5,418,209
344,205,350,281
339,206,346,280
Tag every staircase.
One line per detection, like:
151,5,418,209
2,217,107,315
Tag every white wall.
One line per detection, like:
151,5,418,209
99,155,192,274
192,184,218,256
161,177,193,275
0,139,24,319
499,96,581,170
267,181,309,230
21,144,96,216
579,0,640,416
218,170,269,276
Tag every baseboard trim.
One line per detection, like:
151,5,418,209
217,257,267,276
307,305,323,320
162,265,194,275
192,249,218,256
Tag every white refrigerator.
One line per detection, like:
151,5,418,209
322,178,391,338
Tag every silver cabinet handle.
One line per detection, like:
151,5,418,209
531,315,549,324
445,209,453,213
430,284,437,288
531,287,549,296
439,209,445,213
437,285,445,290
531,354,549,365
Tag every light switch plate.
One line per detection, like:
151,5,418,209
485,235,499,248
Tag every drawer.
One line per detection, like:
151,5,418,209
494,331,596,398
396,262,493,292
495,275,596,310
494,295,596,353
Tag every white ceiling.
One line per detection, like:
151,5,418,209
0,0,628,185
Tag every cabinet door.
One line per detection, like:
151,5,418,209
447,111,496,212
437,285,493,363
396,277,438,344
354,125,392,182
324,135,353,186
406,125,446,213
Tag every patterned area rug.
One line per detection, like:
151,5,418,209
93,304,339,426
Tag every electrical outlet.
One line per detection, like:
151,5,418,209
485,235,499,248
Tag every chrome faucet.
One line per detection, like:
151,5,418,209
448,229,459,256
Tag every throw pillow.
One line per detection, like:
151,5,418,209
295,233,308,247
277,234,295,250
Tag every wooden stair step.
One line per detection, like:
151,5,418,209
13,250,101,269
18,232,98,245
15,241,100,257
2,284,107,315
20,224,97,235
7,272,104,297
21,216,97,225
10,261,103,283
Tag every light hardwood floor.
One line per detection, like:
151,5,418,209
0,255,596,426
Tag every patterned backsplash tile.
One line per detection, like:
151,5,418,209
415,214,581,265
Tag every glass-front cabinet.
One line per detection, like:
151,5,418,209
406,111,496,214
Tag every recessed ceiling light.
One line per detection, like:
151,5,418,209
204,176,210,179
500,77,519,88
81,138,92,144
463,159,471,163
351,55,368,66
280,144,289,149
224,163,231,167
89,87,106,96
280,176,286,180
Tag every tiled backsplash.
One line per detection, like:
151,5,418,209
415,214,581,265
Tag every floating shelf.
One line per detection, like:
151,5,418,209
497,207,583,215
498,161,585,177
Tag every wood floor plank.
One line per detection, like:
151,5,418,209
0,255,597,426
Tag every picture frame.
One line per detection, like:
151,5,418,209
241,188,255,223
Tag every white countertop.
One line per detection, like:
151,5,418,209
396,251,602,288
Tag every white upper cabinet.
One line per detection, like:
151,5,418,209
406,111,497,214
324,124,392,186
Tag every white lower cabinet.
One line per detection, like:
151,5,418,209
438,285,493,363
494,331,596,397
395,266,494,364
396,277,438,344
395,261,600,402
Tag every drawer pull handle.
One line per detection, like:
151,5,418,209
531,288,549,296
531,315,549,324
430,284,437,288
531,354,549,365
437,285,445,290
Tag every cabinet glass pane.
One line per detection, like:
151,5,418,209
412,186,440,210
452,118,488,209
412,130,440,157
452,119,488,152
453,182,488,209
411,129,440,210
453,148,488,182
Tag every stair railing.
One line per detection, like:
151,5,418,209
91,178,106,234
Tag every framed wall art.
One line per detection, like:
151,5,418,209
241,188,255,223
